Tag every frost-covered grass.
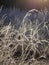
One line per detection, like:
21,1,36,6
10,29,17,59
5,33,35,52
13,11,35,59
0,7,49,65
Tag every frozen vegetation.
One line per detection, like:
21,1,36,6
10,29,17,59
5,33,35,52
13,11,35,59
0,6,49,65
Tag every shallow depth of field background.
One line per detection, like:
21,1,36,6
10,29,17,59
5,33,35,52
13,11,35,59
0,0,49,65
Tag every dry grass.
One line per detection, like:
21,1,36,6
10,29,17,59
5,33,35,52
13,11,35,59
0,7,49,65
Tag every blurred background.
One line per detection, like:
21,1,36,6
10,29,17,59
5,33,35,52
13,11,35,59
0,0,49,28
0,0,49,10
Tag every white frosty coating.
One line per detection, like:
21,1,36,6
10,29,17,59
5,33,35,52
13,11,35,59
22,9,41,22
19,9,49,40
0,8,49,65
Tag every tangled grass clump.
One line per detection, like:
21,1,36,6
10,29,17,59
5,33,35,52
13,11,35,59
0,8,49,65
